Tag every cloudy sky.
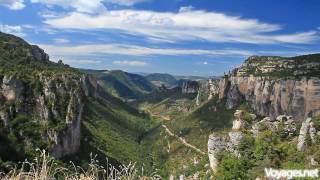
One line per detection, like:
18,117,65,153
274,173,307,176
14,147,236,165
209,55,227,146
0,0,319,76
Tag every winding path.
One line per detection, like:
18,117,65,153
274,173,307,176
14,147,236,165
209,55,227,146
162,124,206,155
147,110,206,155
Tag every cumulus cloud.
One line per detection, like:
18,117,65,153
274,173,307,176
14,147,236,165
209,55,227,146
113,60,149,67
44,8,319,44
0,24,25,36
0,0,25,10
30,0,106,13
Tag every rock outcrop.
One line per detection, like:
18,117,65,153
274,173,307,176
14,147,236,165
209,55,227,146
208,110,303,172
297,117,320,151
218,55,320,120
208,110,246,172
194,79,219,105
208,134,226,172
251,115,297,138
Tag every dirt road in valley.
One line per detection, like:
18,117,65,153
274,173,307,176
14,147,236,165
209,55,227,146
162,124,206,155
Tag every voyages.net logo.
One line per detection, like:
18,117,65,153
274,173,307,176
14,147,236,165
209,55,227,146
265,168,319,179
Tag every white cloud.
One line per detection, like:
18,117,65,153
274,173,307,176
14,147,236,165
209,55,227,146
30,0,149,13
30,0,106,13
51,58,102,65
71,59,102,64
38,43,253,57
107,0,150,6
203,61,208,65
44,9,319,44
113,60,149,67
0,24,25,36
54,38,70,43
179,6,194,13
0,0,25,10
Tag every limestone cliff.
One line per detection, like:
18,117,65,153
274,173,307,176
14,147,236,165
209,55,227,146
218,54,320,120
0,73,99,158
180,80,200,94
0,32,98,158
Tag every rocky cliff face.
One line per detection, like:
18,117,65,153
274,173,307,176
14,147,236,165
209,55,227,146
195,80,217,106
0,32,99,158
0,73,98,158
180,80,200,94
179,79,219,106
218,54,320,120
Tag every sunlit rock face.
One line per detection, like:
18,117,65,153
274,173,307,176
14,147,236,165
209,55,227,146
218,55,320,121
208,134,226,172
297,117,320,151
195,79,220,105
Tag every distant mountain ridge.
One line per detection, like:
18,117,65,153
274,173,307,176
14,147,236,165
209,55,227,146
145,73,178,87
83,69,156,100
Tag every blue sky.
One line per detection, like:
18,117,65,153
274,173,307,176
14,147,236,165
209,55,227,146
0,0,319,76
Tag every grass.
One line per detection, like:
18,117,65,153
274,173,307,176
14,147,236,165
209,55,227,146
136,87,198,121
0,149,161,180
69,96,151,165
137,95,235,178
167,96,235,150
140,125,208,178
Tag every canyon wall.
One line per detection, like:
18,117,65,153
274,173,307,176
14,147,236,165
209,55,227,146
0,73,98,158
0,32,99,158
218,55,320,120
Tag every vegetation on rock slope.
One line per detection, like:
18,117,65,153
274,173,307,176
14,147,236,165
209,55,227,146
0,32,84,168
2,31,320,179
240,54,320,78
84,69,156,100
145,73,178,87
0,32,158,176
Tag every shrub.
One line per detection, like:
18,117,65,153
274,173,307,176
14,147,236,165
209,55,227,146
237,134,255,160
313,116,320,131
243,112,253,124
214,153,249,180
254,130,274,160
